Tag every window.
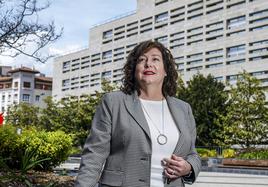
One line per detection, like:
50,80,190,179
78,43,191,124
22,94,30,102
91,73,100,77
62,79,70,87
249,39,268,46
227,59,245,65
14,82,18,88
206,49,223,55
102,50,112,59
141,17,152,23
155,0,168,6
155,36,168,46
227,16,246,29
226,0,245,9
206,63,223,68
250,17,268,24
187,66,202,71
206,28,223,35
103,30,113,39
187,53,203,59
250,24,268,31
155,12,168,23
102,71,112,78
187,59,203,65
188,26,203,33
206,21,223,28
5,83,11,88
2,95,5,102
63,61,70,69
227,45,245,57
206,56,223,62
250,48,268,54
227,30,245,37
23,82,31,88
35,95,40,102
249,9,268,17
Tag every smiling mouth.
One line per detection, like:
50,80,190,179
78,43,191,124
143,71,155,75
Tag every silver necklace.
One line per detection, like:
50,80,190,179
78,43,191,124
140,99,168,145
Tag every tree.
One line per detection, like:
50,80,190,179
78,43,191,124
5,102,40,128
177,74,228,146
219,71,268,149
40,79,118,147
0,0,62,63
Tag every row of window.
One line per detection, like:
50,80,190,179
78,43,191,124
102,3,267,43
61,36,268,74
61,68,268,92
0,81,51,90
0,93,42,103
61,78,122,92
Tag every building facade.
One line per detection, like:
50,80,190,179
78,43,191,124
53,0,268,100
0,66,52,114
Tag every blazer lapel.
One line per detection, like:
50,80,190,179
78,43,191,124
123,92,151,140
166,96,187,154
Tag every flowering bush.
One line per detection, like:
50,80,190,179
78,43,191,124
0,125,73,170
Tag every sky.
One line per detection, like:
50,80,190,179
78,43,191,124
0,0,137,76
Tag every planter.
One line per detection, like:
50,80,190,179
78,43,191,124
223,158,268,167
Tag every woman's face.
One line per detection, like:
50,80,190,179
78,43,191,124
135,47,167,88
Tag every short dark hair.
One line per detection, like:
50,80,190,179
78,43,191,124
120,40,178,96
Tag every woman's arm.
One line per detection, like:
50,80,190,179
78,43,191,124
75,94,112,187
182,103,201,184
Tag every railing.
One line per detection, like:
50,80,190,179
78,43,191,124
90,10,136,29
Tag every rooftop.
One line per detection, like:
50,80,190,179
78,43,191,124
8,67,40,74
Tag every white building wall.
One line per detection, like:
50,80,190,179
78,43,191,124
53,0,268,100
0,70,52,115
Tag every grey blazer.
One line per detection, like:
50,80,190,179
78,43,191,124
75,91,201,187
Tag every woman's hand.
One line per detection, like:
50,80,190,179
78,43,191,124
163,154,192,180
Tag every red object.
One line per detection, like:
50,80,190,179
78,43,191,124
0,113,4,126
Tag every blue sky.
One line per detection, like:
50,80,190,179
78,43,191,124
0,0,136,76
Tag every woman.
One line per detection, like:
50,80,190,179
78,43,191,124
75,40,201,187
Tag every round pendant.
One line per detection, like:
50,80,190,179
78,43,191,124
157,134,167,145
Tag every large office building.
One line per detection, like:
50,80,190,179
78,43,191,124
0,66,52,114
53,0,268,100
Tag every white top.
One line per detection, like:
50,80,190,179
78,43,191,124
140,98,180,187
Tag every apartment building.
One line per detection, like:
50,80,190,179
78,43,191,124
0,66,52,114
53,0,268,100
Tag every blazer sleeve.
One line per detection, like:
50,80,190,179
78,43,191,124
182,103,201,184
75,94,112,187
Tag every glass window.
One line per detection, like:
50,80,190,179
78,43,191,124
155,12,168,23
227,16,246,29
227,45,246,57
63,61,70,69
62,79,70,87
102,50,112,59
2,95,5,102
103,30,113,39
23,82,31,88
22,94,30,102
102,71,112,78
35,95,40,102
14,82,18,88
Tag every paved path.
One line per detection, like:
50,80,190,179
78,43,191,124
187,172,268,187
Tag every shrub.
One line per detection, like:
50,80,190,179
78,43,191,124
0,125,20,167
196,148,217,158
237,149,268,159
222,149,236,158
0,125,73,170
